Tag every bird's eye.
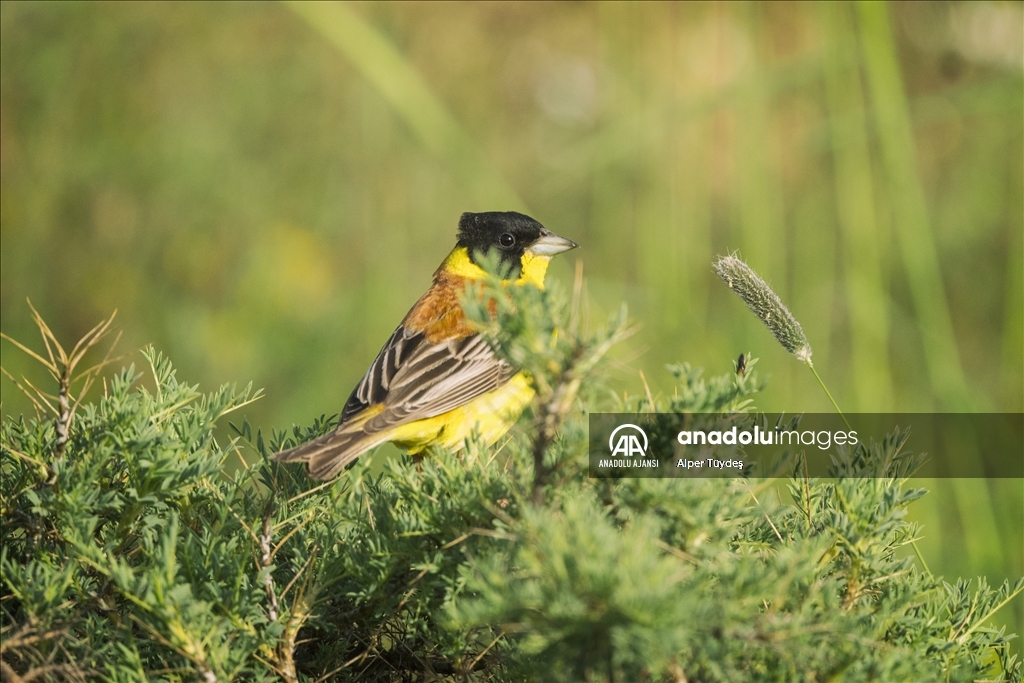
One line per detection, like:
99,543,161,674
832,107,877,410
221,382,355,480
499,233,516,248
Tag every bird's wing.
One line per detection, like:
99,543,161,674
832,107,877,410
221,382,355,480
340,326,422,423
340,326,516,432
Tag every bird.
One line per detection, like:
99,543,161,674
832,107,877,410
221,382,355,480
273,211,578,480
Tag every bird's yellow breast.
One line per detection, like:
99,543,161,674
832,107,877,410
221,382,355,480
388,372,534,453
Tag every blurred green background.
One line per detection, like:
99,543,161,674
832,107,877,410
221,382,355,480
2,0,1021,636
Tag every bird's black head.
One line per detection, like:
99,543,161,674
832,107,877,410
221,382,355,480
456,211,577,277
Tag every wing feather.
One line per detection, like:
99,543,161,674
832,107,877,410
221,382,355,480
340,326,515,432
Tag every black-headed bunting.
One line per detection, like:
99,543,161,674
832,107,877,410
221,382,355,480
274,211,577,480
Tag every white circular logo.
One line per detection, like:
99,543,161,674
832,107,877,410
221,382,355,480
608,423,648,457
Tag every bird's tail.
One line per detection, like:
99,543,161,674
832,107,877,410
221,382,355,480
273,416,389,480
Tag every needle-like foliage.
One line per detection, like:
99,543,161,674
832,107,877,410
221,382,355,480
2,287,1020,682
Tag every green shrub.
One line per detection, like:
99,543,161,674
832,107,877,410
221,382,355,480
2,280,1020,681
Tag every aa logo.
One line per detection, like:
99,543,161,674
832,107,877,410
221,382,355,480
608,424,648,457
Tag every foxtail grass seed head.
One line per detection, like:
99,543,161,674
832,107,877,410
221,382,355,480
714,256,813,365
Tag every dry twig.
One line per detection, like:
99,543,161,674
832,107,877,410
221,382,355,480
1,301,121,481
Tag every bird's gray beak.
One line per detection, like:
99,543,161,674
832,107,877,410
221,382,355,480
529,229,579,256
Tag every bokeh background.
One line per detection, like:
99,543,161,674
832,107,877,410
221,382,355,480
2,1,1022,636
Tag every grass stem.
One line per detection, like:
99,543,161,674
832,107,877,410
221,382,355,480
807,361,851,431
911,540,933,579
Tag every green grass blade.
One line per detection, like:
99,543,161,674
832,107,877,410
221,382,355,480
856,1,973,410
284,1,525,211
820,1,893,411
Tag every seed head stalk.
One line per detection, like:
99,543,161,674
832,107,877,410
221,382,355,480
807,360,851,431
714,256,850,430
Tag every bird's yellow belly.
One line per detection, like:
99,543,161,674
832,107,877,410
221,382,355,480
389,372,534,453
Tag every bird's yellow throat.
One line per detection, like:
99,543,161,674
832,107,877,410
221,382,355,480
440,247,551,288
